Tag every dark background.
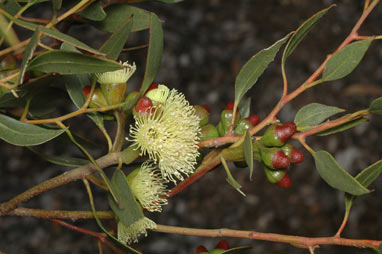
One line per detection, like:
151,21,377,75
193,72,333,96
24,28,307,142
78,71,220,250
1,0,382,253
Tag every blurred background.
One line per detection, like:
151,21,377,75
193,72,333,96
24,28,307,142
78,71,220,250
0,0,381,253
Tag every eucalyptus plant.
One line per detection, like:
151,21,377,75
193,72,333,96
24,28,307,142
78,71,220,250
0,0,382,253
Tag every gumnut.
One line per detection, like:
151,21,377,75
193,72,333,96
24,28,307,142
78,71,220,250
276,173,292,188
82,86,108,107
260,146,290,169
217,109,241,136
196,245,208,254
234,118,253,136
194,105,210,127
216,240,229,250
260,122,297,147
200,124,219,141
134,96,153,115
246,114,260,126
281,144,305,164
264,166,287,184
225,101,234,110
201,104,210,113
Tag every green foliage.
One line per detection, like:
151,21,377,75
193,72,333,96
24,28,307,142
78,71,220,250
0,114,66,146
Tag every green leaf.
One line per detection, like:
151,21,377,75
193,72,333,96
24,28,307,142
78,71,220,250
322,39,373,81
344,160,382,215
316,117,367,136
283,5,334,60
238,97,251,118
0,0,21,15
139,13,163,95
0,114,66,146
234,33,291,108
313,150,369,195
2,14,102,55
100,17,133,60
29,87,66,117
27,50,122,75
243,131,254,180
78,1,106,21
369,97,382,115
108,170,146,231
63,75,104,127
18,27,40,85
221,156,245,196
28,147,88,167
96,5,151,33
294,103,344,131
155,0,184,2
52,0,62,11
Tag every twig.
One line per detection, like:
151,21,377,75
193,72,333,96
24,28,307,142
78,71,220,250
154,224,382,249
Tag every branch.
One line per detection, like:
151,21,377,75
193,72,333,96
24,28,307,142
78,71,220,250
154,224,382,250
0,152,120,216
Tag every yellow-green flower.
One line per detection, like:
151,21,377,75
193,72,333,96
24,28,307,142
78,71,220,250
129,85,200,182
128,162,169,212
117,217,156,244
95,61,136,85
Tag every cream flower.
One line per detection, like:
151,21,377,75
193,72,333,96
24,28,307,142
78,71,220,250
117,217,156,244
129,85,200,182
95,61,136,85
128,162,169,212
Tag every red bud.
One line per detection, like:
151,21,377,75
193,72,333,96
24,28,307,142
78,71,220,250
272,150,290,169
277,174,292,188
291,147,304,164
196,245,208,254
135,97,153,114
201,104,210,113
225,101,234,110
146,83,159,93
82,86,91,97
216,240,229,250
246,114,260,126
275,122,296,143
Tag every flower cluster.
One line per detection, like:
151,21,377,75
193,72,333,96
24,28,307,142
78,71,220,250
129,85,201,183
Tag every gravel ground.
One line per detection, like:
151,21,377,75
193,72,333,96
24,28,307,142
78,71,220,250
1,1,382,254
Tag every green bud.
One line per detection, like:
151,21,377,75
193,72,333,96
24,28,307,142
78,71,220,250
217,109,241,136
234,118,253,136
260,122,296,147
193,105,210,127
123,90,140,112
209,249,225,254
260,146,290,169
264,166,287,183
200,124,219,141
101,82,126,105
281,144,293,159
252,141,262,161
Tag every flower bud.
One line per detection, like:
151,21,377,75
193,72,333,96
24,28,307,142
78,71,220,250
193,105,210,127
260,146,290,169
246,114,260,126
201,104,210,113
276,173,292,188
264,166,287,183
82,86,108,107
200,124,219,141
234,118,253,136
216,240,229,250
196,245,208,254
217,109,241,136
260,122,296,147
281,144,305,164
134,96,153,115
225,100,234,110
